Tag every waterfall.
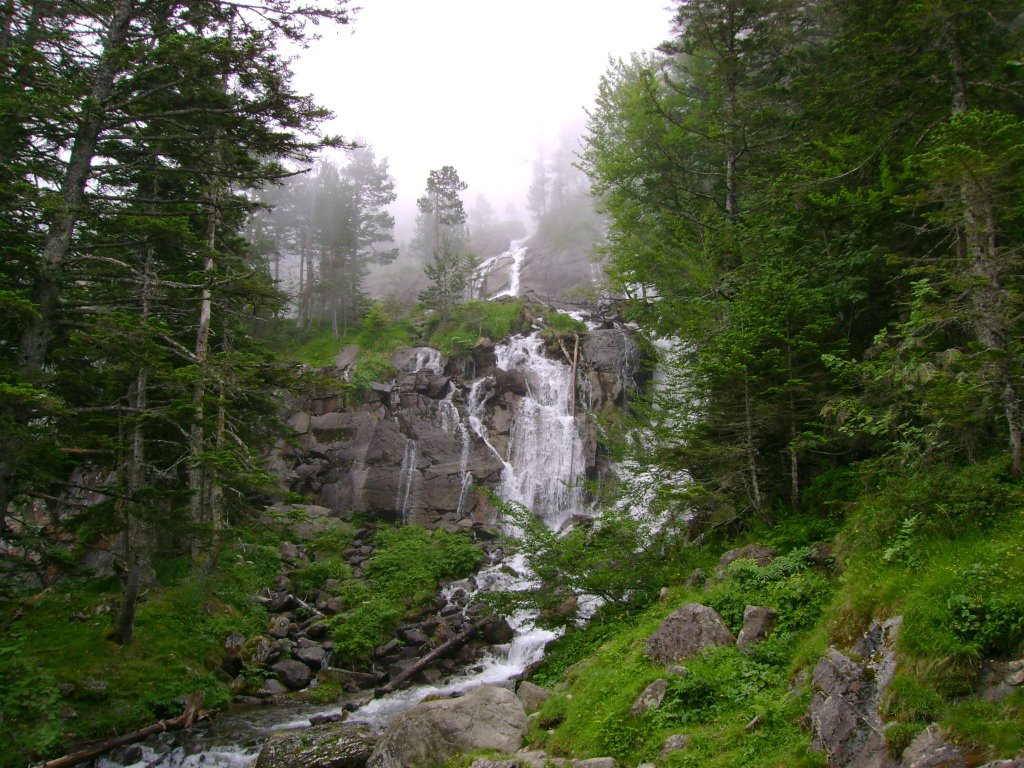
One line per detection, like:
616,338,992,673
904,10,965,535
395,439,417,522
495,332,587,530
465,238,528,300
438,384,474,518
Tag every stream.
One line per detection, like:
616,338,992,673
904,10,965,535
96,321,590,768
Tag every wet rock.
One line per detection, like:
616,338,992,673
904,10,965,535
809,617,902,768
516,681,551,714
737,605,778,650
900,724,966,768
629,678,668,716
367,685,527,768
256,678,290,698
646,604,736,664
255,721,377,768
273,659,314,690
309,712,346,726
482,617,515,644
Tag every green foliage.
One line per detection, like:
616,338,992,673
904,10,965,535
427,299,525,354
0,643,62,766
542,311,587,336
494,500,682,625
292,558,352,592
327,525,482,665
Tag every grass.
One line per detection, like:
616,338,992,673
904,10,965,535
516,455,1024,767
427,300,526,354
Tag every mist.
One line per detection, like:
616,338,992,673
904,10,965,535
289,1,673,242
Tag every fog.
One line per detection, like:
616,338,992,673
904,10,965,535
290,1,673,241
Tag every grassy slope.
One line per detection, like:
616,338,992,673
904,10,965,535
523,456,1024,768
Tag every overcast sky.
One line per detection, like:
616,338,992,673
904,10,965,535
290,1,673,238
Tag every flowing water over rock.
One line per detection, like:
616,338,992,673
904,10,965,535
99,311,643,768
465,238,528,300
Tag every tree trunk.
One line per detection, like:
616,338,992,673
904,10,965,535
742,374,766,520
947,27,1023,477
189,177,219,565
18,0,135,371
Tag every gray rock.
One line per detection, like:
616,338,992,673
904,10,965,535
482,617,515,644
516,681,551,714
718,544,776,570
273,659,314,690
288,411,312,435
736,605,778,649
901,724,966,768
809,617,902,768
646,604,736,664
661,734,690,755
573,759,616,768
367,685,527,768
334,345,359,373
268,616,292,639
399,627,429,645
469,761,520,768
629,678,668,716
296,645,327,668
255,722,377,768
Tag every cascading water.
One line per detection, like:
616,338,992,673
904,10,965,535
495,332,587,530
97,325,598,768
395,439,417,523
437,383,473,518
465,238,528,300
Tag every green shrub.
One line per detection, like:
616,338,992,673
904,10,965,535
329,596,404,665
0,644,62,766
293,558,352,592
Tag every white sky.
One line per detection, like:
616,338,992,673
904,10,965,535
291,0,673,238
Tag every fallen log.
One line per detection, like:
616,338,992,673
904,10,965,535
375,617,489,696
42,691,205,768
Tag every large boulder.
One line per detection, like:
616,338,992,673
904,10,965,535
646,604,735,664
516,681,551,714
367,685,527,768
272,659,314,691
809,617,902,768
629,678,669,716
255,722,377,768
718,544,776,570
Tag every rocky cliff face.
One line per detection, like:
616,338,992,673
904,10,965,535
272,313,645,533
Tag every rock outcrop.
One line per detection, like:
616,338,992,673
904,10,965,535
736,605,778,650
646,603,736,664
900,724,966,768
367,685,527,768
809,616,902,768
271,312,644,533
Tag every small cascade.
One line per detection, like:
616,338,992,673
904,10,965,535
465,238,528,300
495,332,587,530
411,347,442,373
465,378,509,467
395,439,417,522
437,384,474,518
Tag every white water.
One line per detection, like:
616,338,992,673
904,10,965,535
100,324,596,768
495,332,587,530
410,346,442,373
465,238,528,300
438,383,474,518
